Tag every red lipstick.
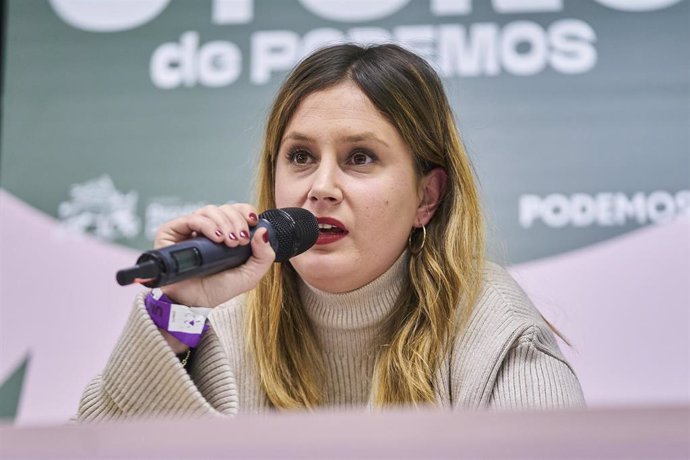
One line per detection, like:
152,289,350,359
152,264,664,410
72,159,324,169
315,217,348,245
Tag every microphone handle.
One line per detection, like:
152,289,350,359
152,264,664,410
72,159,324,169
117,219,275,288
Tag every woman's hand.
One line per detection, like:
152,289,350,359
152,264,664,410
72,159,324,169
154,203,275,309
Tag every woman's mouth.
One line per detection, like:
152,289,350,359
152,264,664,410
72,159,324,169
316,217,348,245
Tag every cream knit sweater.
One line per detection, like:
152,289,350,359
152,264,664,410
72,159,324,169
77,256,585,420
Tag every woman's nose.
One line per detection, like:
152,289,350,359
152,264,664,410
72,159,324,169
307,162,342,205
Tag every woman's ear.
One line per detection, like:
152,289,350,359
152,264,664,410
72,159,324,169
415,167,448,226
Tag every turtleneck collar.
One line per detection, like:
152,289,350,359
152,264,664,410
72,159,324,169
298,251,409,355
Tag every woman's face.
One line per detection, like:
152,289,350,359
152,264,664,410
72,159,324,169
274,81,424,293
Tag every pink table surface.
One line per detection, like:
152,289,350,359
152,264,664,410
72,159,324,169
1,406,688,459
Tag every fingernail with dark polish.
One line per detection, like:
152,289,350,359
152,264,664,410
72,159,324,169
228,232,237,240
249,213,258,222
214,229,223,237
262,232,269,243
240,230,249,239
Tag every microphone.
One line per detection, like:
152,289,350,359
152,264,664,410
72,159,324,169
116,208,318,288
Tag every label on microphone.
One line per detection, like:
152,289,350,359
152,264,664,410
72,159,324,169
168,304,212,334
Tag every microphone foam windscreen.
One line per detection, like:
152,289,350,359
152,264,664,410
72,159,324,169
260,208,318,262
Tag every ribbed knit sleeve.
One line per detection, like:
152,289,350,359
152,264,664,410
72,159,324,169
76,293,234,421
447,262,586,410
488,327,586,409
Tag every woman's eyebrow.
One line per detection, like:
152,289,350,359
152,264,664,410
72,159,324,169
282,131,313,143
343,132,390,147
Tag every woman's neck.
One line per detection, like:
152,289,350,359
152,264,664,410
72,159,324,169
298,251,409,355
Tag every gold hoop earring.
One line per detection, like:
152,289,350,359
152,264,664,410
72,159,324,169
408,225,426,255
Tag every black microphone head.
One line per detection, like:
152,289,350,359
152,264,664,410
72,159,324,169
259,208,318,262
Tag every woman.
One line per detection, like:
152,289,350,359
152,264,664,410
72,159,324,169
77,44,584,419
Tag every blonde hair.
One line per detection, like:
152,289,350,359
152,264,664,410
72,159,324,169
247,44,484,408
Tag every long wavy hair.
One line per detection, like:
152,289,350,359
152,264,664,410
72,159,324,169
247,43,484,408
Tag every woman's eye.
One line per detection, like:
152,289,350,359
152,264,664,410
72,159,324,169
350,151,374,165
289,150,312,165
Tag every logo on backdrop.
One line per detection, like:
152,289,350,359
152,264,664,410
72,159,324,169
57,176,208,242
48,0,171,32
58,175,141,240
48,0,684,88
519,190,690,228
